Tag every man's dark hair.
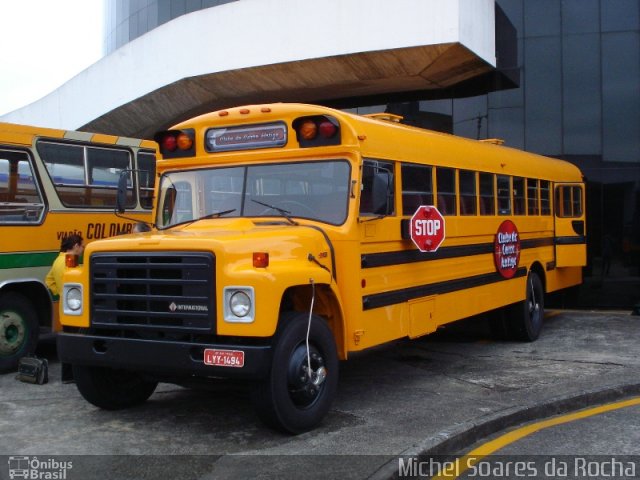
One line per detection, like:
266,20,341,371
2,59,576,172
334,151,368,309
60,234,83,252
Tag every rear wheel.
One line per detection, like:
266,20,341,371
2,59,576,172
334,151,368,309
73,365,158,410
0,292,39,373
508,271,545,341
253,313,339,434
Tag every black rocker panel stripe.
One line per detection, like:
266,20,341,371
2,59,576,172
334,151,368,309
362,267,527,310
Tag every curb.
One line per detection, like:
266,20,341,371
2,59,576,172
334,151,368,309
369,383,640,479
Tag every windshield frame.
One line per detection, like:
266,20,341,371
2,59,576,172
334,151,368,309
155,159,352,229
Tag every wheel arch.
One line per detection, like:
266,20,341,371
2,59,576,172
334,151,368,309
528,261,547,293
0,280,53,330
280,283,346,360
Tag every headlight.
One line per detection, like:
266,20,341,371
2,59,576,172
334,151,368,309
63,284,83,315
223,287,255,323
230,291,251,317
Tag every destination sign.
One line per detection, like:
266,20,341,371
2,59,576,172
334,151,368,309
205,122,287,152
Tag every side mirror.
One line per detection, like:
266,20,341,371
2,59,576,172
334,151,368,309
116,171,129,214
371,171,392,215
161,185,177,225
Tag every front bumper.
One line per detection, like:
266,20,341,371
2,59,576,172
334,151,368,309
57,333,272,380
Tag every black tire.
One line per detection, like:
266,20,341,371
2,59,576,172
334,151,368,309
508,271,545,342
0,292,39,373
252,313,339,434
73,364,158,410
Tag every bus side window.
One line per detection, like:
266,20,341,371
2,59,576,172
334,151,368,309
459,169,477,216
497,175,511,215
527,178,539,215
401,163,432,215
0,149,45,223
436,167,456,216
39,141,137,209
87,146,133,207
479,172,495,215
540,180,551,215
513,177,526,215
360,160,394,216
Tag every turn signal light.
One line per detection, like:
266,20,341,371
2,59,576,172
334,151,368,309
253,252,269,268
299,120,318,140
176,132,193,150
65,254,79,268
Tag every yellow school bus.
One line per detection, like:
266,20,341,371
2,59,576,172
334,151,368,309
0,122,155,372
57,103,585,433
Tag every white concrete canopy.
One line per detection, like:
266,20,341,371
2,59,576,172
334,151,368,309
2,0,496,138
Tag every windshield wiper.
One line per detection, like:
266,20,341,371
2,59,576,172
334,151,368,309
251,199,298,225
163,208,236,230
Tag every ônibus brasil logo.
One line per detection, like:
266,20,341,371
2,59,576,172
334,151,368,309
8,456,73,479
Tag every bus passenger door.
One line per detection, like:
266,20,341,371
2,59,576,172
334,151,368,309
554,183,587,267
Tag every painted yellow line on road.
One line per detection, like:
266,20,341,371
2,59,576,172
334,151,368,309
432,396,640,479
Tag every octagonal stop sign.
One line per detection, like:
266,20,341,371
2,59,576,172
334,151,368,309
410,205,445,252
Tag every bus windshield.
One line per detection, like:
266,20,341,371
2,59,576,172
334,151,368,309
157,159,351,228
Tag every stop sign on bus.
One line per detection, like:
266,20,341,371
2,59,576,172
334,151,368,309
410,205,445,252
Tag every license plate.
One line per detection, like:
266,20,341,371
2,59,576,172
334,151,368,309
203,349,245,368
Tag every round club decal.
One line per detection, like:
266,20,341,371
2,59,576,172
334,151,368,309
494,220,521,279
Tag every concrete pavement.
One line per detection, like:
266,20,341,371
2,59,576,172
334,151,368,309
0,310,638,479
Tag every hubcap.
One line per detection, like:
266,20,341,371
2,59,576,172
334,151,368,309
287,344,327,407
0,312,27,356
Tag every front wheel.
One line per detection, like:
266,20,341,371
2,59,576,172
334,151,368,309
73,365,158,410
0,292,39,373
509,271,545,341
253,313,339,434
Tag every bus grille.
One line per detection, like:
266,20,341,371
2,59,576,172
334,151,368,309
90,252,215,333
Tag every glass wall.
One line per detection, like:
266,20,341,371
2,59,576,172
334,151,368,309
103,0,238,54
